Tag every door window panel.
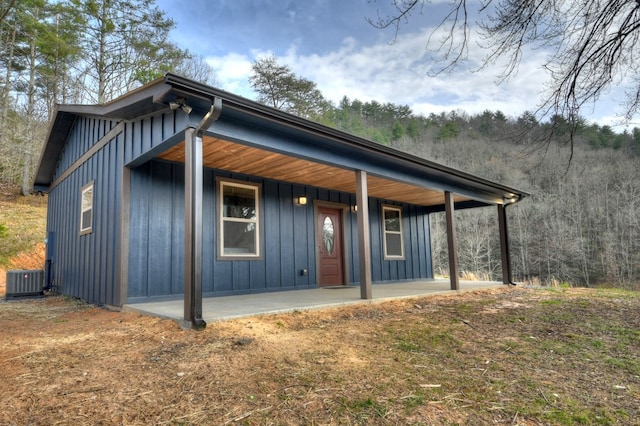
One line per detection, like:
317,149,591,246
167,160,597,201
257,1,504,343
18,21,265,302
323,216,334,254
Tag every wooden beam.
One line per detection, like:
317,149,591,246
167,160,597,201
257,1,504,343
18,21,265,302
497,204,512,285
355,170,372,299
444,191,459,290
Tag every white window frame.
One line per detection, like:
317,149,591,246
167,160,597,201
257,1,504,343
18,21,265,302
80,181,94,235
217,179,261,260
382,205,405,260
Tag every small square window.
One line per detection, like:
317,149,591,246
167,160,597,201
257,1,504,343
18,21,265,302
218,179,261,259
382,205,404,259
80,182,94,235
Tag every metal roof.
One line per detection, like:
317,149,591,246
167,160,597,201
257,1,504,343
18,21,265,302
33,73,529,206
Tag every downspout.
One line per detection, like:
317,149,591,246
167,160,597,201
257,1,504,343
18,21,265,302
184,97,222,330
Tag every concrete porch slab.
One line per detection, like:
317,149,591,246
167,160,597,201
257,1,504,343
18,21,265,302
123,279,505,324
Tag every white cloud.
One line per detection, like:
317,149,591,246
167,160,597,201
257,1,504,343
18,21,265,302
205,27,630,126
160,0,638,127
206,53,255,97
286,27,551,120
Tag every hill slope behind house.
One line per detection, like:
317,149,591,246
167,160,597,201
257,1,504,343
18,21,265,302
323,104,640,288
0,187,47,296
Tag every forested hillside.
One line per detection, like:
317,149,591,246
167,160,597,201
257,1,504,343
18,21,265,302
1,1,638,289
320,101,640,288
0,0,216,195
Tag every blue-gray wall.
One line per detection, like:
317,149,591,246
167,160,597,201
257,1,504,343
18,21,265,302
45,110,432,306
45,110,189,306
127,160,433,302
46,117,124,306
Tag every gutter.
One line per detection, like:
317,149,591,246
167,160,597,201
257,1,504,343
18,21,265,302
196,98,223,137
184,97,222,330
163,73,530,203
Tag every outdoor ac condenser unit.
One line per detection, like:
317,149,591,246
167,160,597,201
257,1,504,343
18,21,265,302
5,270,44,299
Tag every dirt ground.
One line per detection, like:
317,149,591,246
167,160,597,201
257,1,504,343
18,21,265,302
1,285,639,425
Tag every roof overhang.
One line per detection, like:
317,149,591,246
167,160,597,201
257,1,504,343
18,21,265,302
34,73,529,209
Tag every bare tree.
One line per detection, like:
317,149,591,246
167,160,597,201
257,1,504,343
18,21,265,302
368,0,640,149
173,54,220,87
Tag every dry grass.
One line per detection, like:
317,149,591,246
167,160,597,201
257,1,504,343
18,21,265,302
0,190,47,294
1,186,639,424
0,192,47,268
0,286,638,425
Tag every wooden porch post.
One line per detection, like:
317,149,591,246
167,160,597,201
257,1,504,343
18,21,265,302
184,126,205,329
444,191,460,290
497,204,512,285
355,170,372,299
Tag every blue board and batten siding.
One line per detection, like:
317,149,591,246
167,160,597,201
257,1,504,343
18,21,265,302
46,117,123,306
45,110,433,306
45,111,188,306
127,160,433,302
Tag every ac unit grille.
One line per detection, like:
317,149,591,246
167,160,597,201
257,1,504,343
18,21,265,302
5,270,44,299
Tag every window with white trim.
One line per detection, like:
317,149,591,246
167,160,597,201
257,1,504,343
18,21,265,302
218,180,261,258
80,181,94,235
382,205,404,259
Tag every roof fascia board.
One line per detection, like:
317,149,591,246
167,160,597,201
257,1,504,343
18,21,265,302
163,73,529,202
33,81,173,189
224,102,529,200
35,73,529,203
57,82,172,119
33,110,77,189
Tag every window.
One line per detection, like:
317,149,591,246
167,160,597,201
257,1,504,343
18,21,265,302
80,182,94,235
382,205,404,259
218,179,261,258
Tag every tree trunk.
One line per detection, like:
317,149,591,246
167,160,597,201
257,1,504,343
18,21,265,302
97,0,108,103
20,9,39,196
20,153,32,196
1,25,17,127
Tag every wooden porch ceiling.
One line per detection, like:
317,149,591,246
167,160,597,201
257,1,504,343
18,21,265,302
157,136,470,207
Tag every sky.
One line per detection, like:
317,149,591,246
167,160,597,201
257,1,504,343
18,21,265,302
155,0,633,128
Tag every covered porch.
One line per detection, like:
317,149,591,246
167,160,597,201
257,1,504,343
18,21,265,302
123,279,504,323
122,74,529,328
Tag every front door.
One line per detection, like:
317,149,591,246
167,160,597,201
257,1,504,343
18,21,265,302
317,206,344,286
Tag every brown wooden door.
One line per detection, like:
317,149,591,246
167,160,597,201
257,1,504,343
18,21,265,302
317,207,344,286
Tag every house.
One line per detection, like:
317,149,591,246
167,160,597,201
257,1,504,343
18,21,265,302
33,74,528,328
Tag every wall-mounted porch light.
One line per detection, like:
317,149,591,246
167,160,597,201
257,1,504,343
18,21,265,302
296,195,308,205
